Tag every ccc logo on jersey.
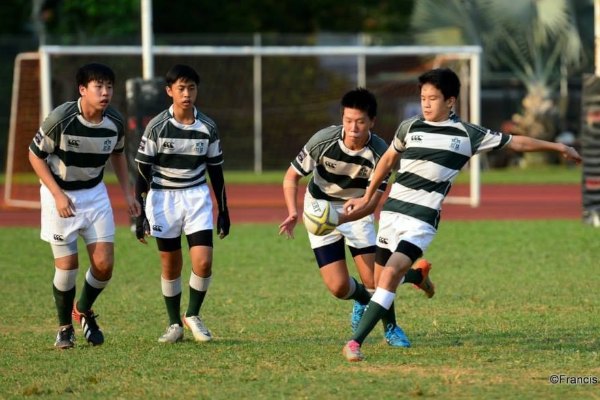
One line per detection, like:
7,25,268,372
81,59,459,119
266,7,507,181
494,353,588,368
162,141,175,150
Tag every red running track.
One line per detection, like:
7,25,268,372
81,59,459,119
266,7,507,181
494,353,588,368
0,183,583,227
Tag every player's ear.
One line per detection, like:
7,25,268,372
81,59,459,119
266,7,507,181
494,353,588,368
446,96,456,109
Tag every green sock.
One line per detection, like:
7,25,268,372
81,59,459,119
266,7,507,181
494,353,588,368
77,281,103,312
53,285,75,326
348,278,371,304
164,293,182,326
381,301,397,327
352,300,387,344
186,287,207,317
403,268,423,285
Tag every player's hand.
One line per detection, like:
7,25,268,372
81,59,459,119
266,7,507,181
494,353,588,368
127,196,142,218
135,215,150,244
217,209,230,239
55,191,76,218
278,214,297,239
561,144,582,164
344,197,368,216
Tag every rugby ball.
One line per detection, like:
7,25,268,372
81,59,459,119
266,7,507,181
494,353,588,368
302,198,339,236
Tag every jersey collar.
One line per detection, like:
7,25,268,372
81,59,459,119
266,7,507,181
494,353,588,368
168,104,198,119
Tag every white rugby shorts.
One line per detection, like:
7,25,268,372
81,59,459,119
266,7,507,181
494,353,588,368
146,185,213,238
376,211,437,254
40,182,115,245
304,192,376,250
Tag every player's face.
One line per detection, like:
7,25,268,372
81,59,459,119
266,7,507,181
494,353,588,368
167,78,198,111
342,107,374,150
420,83,455,122
79,80,113,112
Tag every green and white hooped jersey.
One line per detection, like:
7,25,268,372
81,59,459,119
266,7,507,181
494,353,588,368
135,105,223,190
383,113,511,229
291,125,389,202
29,98,125,191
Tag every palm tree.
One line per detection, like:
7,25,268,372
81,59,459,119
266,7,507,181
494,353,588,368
411,0,586,164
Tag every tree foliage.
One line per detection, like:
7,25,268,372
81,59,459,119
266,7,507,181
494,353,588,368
0,0,36,34
411,0,589,82
9,0,416,41
152,0,414,34
43,0,140,43
411,0,592,149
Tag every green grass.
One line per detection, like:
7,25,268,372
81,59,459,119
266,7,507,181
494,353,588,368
0,222,598,399
0,164,582,186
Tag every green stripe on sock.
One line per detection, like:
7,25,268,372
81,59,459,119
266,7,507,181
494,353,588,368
404,268,422,284
186,287,207,317
164,293,182,326
53,285,75,326
352,300,387,344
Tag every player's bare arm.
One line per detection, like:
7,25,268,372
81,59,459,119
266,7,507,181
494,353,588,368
508,135,582,163
345,145,399,215
28,150,75,217
279,167,303,238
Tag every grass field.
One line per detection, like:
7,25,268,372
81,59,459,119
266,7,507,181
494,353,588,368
0,222,598,399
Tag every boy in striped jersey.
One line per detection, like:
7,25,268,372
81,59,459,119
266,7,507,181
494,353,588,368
279,88,434,348
342,68,582,361
134,64,230,344
29,63,141,349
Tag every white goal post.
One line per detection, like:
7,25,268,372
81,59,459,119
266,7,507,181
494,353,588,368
9,43,482,208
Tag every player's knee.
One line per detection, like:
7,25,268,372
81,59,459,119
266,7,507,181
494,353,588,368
91,261,113,280
193,259,212,275
326,280,350,299
91,251,114,274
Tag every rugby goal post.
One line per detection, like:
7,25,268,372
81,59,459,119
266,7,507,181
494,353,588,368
5,44,482,208
4,52,42,208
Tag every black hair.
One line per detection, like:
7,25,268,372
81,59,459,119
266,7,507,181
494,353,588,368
340,87,377,119
165,64,200,86
418,68,460,100
76,63,115,87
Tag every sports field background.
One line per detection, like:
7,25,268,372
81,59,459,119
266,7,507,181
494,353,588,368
0,222,597,399
1,167,598,399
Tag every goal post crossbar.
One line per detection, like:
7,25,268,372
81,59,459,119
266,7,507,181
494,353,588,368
39,44,482,57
